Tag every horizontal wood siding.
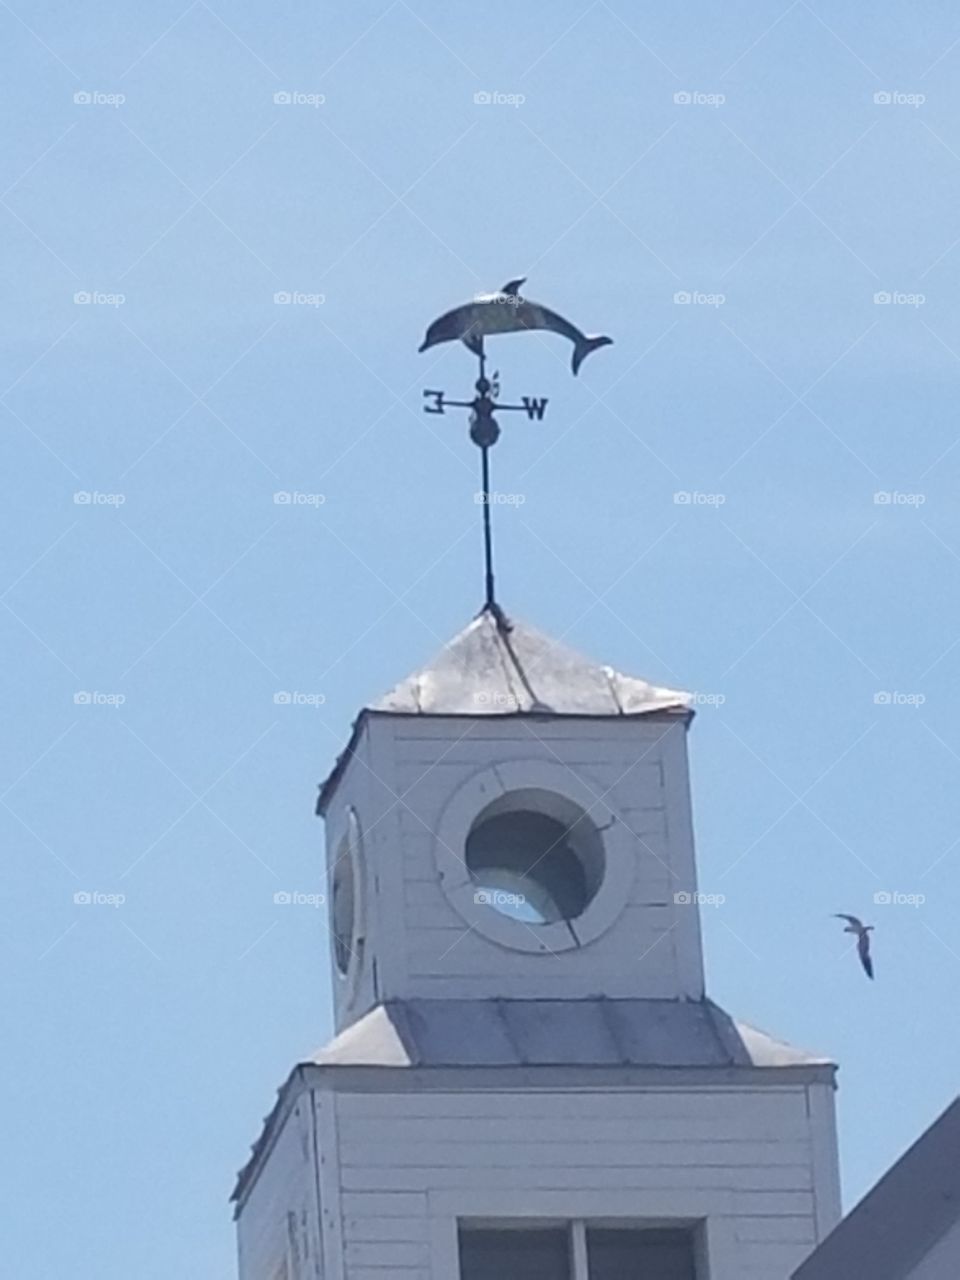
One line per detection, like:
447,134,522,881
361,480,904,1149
237,1099,320,1280
334,1084,830,1280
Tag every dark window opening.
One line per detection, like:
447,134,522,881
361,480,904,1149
457,1223,697,1279
465,789,605,925
459,1225,571,1280
587,1227,697,1279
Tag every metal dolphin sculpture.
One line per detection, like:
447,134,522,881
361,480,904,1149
418,278,613,375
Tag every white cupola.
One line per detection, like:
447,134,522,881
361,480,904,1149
234,608,841,1280
317,609,702,1033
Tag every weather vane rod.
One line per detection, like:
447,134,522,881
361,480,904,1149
418,277,612,630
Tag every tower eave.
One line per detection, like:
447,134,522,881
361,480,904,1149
316,611,694,814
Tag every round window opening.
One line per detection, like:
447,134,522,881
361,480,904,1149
465,789,605,925
332,811,359,976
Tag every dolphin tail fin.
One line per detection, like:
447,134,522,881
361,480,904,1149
572,334,613,375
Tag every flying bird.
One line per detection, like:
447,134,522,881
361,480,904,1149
418,278,613,376
834,913,875,979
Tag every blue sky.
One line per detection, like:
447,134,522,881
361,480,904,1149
5,2,960,1275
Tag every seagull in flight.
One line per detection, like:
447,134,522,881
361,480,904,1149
834,914,874,979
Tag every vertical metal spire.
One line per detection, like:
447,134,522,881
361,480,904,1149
422,343,549,631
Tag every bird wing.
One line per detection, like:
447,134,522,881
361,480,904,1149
858,931,874,979
834,913,863,930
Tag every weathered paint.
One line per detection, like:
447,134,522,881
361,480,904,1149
237,1077,841,1280
322,713,708,1029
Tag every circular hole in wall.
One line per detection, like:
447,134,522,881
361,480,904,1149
465,788,605,925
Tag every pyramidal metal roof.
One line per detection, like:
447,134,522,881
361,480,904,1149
371,610,692,718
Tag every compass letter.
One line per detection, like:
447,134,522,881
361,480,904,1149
521,396,548,421
423,390,446,415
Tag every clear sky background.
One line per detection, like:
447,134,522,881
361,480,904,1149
4,2,960,1276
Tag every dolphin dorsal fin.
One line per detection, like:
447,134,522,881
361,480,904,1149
500,277,526,297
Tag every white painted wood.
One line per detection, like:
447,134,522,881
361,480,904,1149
238,1077,836,1278
331,1084,828,1279
805,1082,842,1241
236,1098,318,1280
313,1089,345,1280
336,1087,809,1122
321,713,706,1014
232,659,843,1280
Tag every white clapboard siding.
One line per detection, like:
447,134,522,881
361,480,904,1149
237,1100,320,1280
321,710,704,1023
341,1140,812,1169
328,1083,831,1280
336,1088,808,1122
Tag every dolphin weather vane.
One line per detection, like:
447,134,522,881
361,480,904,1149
418,277,612,629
